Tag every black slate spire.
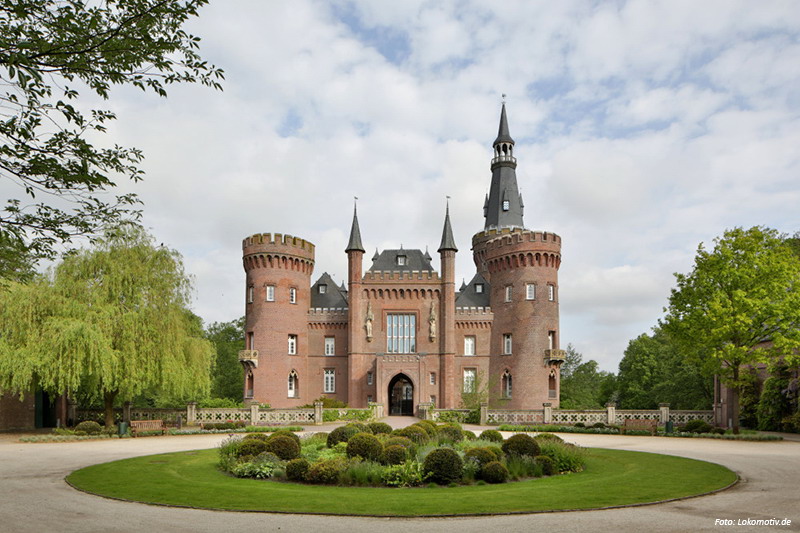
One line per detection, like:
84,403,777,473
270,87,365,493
438,200,458,252
484,102,525,231
345,201,365,252
494,102,514,145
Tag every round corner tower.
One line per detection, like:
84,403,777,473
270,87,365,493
471,102,565,409
241,233,314,407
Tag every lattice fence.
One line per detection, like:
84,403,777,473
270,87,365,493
551,410,607,425
259,409,316,424
487,410,544,425
76,409,119,424
430,409,471,422
129,409,185,423
615,410,662,424
670,410,714,424
195,408,251,423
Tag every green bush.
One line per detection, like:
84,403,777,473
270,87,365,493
505,454,539,479
438,425,463,443
327,425,360,447
592,422,606,429
268,429,301,446
368,422,392,435
479,429,503,442
217,436,243,471
236,438,268,458
381,444,408,465
574,422,585,428
534,432,564,443
781,411,800,433
480,461,509,483
393,426,429,445
347,422,370,433
243,433,269,441
286,457,310,481
464,447,496,468
231,460,275,479
422,447,463,485
486,445,504,461
384,435,415,451
305,457,348,484
463,430,477,441
346,432,383,461
382,460,427,487
416,419,439,435
538,441,586,473
502,434,540,457
684,420,713,434
263,435,300,460
410,422,434,438
536,455,556,476
339,460,386,486
75,421,103,435
303,397,348,408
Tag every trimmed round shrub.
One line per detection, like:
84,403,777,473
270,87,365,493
502,434,540,457
347,422,370,433
480,461,509,484
535,432,564,443
263,434,300,460
684,420,713,434
439,421,462,430
243,433,269,441
463,431,477,441
536,455,556,476
384,436,414,450
268,429,301,446
327,425,360,447
286,458,310,481
237,438,268,458
75,421,103,435
416,419,439,435
254,451,281,464
346,432,383,461
381,444,408,465
422,447,463,485
393,426,429,445
438,425,463,443
486,445,504,461
305,457,348,484
464,447,496,468
479,429,503,442
368,422,392,435
592,422,606,429
410,423,433,438
574,422,585,428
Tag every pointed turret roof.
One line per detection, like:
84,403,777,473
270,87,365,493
493,102,514,145
484,103,525,231
345,202,365,253
438,201,458,252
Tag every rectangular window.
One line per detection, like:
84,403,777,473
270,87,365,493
324,337,335,356
288,334,297,355
464,336,476,356
526,283,535,300
505,285,512,302
548,284,555,301
266,285,275,302
319,284,327,294
386,313,416,353
324,369,335,393
430,395,436,405
247,332,254,350
429,372,436,385
503,333,512,355
548,331,556,350
247,285,254,303
290,287,297,304
367,372,373,385
475,283,484,294
463,369,476,393
288,372,297,398
367,395,373,404
397,255,406,266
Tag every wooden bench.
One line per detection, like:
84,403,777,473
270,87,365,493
130,419,167,437
621,418,658,435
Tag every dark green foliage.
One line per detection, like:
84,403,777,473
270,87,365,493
486,445,504,461
286,458,310,481
422,447,463,485
381,444,408,465
463,431,477,440
416,420,439,435
502,434,540,457
534,433,564,443
438,425,463,443
236,439,268,458
560,344,616,409
346,432,383,461
203,421,245,430
263,435,300,461
536,455,556,476
480,461,509,483
74,421,103,435
392,426,429,444
479,429,503,442
409,423,433,438
464,447,496,468
683,420,713,434
254,452,281,465
268,430,301,447
368,422,392,435
738,370,761,428
305,457,348,484
327,425,360,448
537,441,587,473
384,436,415,451
347,422,370,433
204,318,245,401
757,374,792,431
302,397,348,408
574,422,585,428
782,411,800,433
592,422,606,429
243,433,269,442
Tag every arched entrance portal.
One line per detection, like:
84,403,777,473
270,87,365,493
388,374,414,416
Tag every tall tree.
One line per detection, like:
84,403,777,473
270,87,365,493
663,226,800,432
205,317,245,402
559,344,616,409
0,0,223,262
0,225,214,426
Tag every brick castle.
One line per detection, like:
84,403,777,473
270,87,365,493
239,104,565,414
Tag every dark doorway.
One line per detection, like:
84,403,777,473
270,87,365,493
34,389,58,428
388,374,414,416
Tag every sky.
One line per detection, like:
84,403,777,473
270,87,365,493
29,1,800,372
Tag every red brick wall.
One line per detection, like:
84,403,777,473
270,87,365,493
0,391,34,431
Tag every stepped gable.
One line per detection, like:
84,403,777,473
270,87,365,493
310,272,348,308
456,272,491,308
368,248,434,272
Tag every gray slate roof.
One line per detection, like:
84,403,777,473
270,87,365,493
368,249,434,272
346,206,365,253
455,272,491,308
494,102,515,145
310,272,348,308
438,205,458,252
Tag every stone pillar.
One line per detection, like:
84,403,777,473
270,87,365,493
314,401,323,426
249,402,259,425
606,402,616,426
659,403,670,425
480,402,488,425
187,402,197,426
122,401,132,424
543,403,552,424
418,402,432,420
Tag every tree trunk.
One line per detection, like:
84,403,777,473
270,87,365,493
731,367,740,435
103,390,117,428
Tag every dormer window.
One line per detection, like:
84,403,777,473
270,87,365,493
318,284,327,294
502,200,510,211
397,255,407,266
475,283,484,294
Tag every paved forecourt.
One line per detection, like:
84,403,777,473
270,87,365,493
0,421,798,533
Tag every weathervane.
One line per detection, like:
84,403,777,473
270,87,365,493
501,93,506,103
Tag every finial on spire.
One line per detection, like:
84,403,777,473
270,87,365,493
438,197,458,253
501,93,506,104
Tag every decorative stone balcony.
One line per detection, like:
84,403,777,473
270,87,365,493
238,350,259,368
544,349,566,365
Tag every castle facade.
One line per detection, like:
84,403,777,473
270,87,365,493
239,105,565,414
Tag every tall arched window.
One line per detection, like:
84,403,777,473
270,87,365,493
288,370,298,398
502,370,512,399
549,370,557,399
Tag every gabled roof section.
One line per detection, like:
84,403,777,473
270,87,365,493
456,272,490,308
310,272,348,308
368,249,434,272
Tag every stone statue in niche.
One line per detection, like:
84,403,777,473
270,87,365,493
365,301,374,341
429,301,437,341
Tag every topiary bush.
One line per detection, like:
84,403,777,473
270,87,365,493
422,447,463,485
479,429,503,442
327,425,360,447
393,426,429,445
346,432,383,462
305,456,348,484
381,444,408,465
535,432,564,443
268,429,301,446
263,434,300,460
592,422,606,429
536,455,556,476
684,420,713,434
416,419,439,435
286,457,310,481
75,421,103,435
236,438,268,458
410,423,433,438
347,422,370,433
502,433,540,457
438,425,463,443
368,422,393,435
486,445,504,461
384,435,415,450
243,433,269,441
480,461,509,483
464,447,496,468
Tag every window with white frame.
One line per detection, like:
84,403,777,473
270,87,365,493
502,370,512,398
266,285,275,302
324,369,335,393
318,284,327,294
247,285,254,303
367,372,373,385
526,283,535,300
502,199,510,211
289,287,297,304
324,337,335,356
548,331,556,350
463,369,476,393
288,371,298,398
548,284,555,301
475,283,484,294
386,313,416,353
397,255,407,266
429,372,436,385
505,285,512,302
367,395,373,403
247,332,254,350
288,334,297,355
503,333,512,355
464,336,476,356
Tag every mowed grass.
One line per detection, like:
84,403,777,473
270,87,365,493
67,448,736,516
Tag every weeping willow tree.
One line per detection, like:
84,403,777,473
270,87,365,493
0,226,213,426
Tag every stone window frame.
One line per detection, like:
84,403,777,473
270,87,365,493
247,285,254,303
367,372,373,385
265,284,275,302
463,368,477,393
288,334,297,355
526,283,536,300
324,336,335,356
505,285,513,302
548,284,555,301
464,335,476,356
289,287,297,304
503,333,512,355
429,372,436,385
324,369,335,393
502,370,512,398
288,370,298,398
